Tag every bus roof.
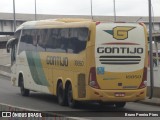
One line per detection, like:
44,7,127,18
16,18,94,31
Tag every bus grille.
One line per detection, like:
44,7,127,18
99,56,141,65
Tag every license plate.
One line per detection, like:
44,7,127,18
115,92,125,97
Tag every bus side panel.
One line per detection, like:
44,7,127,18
39,52,87,97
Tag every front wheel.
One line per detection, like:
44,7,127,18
19,77,30,96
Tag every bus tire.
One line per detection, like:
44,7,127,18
57,82,66,106
19,76,30,96
115,102,126,108
98,102,114,107
67,84,77,108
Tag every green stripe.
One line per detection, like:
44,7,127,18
26,51,49,86
33,52,49,86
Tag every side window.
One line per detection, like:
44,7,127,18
59,28,69,53
18,29,37,54
45,29,57,51
46,28,69,53
40,27,89,54
45,29,59,52
14,30,20,54
31,29,37,48
37,29,47,52
69,28,89,53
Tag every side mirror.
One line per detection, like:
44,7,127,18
6,38,15,53
7,48,10,53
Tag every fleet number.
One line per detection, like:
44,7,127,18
75,60,84,66
126,75,141,79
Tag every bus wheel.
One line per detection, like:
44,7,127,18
19,76,30,96
98,102,114,107
67,84,77,108
115,102,126,108
57,82,66,106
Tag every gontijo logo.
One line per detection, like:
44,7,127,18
104,26,135,40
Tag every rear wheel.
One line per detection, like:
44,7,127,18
115,102,126,108
98,102,114,107
67,84,77,108
57,82,66,106
19,76,30,96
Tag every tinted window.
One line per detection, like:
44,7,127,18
69,28,89,53
18,29,37,54
37,29,47,52
18,27,89,54
45,27,89,54
45,28,69,53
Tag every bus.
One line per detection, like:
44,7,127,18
7,18,148,108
